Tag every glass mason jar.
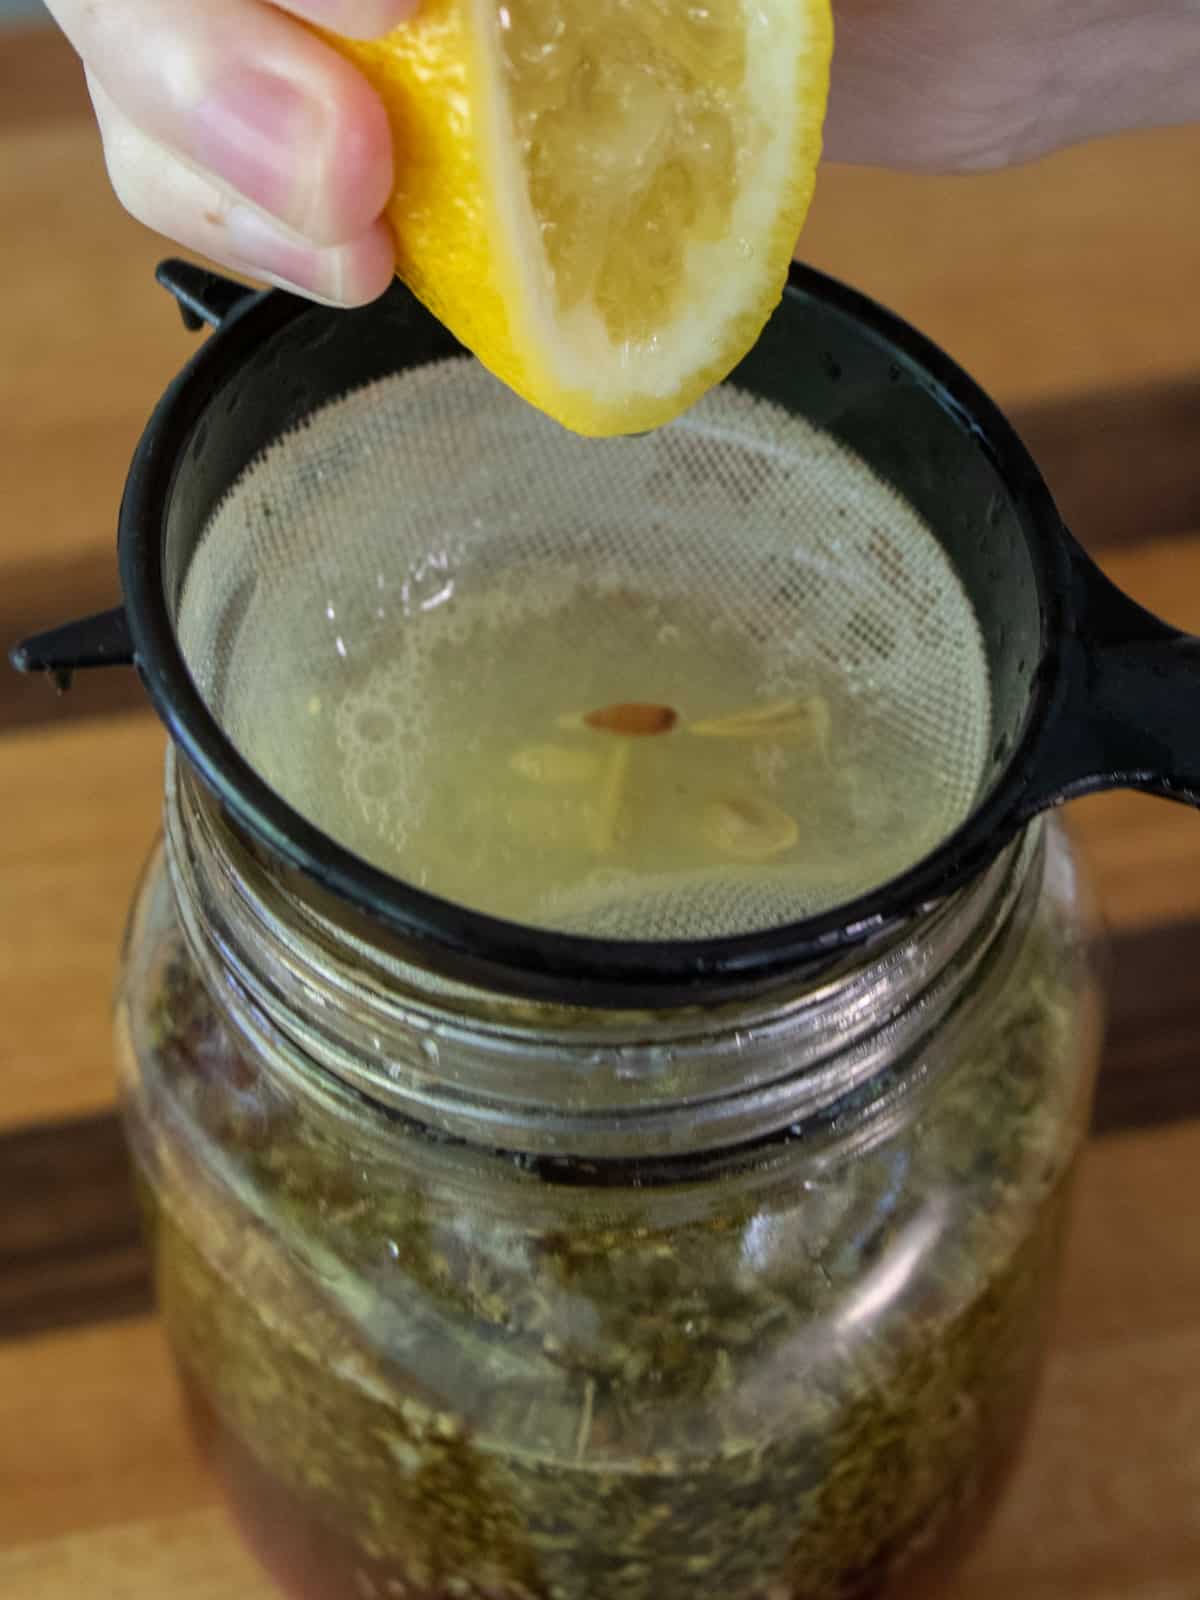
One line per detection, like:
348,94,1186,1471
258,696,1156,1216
116,750,1102,1600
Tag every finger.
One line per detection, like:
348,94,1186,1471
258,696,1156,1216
262,0,415,41
89,74,396,307
46,0,395,245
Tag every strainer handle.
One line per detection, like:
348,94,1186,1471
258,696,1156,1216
155,259,259,332
1017,539,1200,818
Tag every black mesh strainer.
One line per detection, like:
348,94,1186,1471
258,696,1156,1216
11,258,1200,1006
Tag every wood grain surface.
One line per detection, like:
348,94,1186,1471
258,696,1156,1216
3,23,1200,1600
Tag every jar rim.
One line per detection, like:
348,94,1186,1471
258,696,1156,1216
164,750,1045,1164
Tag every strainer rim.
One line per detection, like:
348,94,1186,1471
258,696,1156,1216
117,263,1072,1007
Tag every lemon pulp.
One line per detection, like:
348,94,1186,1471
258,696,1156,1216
322,0,832,434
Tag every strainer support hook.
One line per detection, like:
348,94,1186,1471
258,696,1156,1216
156,259,259,333
8,607,134,691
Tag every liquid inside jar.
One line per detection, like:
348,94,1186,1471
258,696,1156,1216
120,832,1094,1600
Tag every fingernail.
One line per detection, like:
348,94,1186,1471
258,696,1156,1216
301,0,417,36
193,70,323,226
226,207,344,303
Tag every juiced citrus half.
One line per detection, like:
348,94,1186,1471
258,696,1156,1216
322,0,832,436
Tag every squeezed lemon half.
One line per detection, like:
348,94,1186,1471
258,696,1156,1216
322,0,833,435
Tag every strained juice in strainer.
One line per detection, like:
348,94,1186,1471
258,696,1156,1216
294,575,980,937
179,365,992,938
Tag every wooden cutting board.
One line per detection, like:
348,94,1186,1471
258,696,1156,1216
3,24,1200,1597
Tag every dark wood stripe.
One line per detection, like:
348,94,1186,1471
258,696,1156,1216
3,378,1199,737
0,1111,149,1342
0,916,1197,1343
2,550,146,733
0,670,147,735
1091,918,1200,1135
1013,380,1200,551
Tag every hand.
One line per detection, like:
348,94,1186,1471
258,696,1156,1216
46,0,406,306
49,0,1200,306
825,0,1200,173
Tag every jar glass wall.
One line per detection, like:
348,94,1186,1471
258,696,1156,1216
115,756,1102,1600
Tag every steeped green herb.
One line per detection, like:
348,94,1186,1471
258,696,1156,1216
125,881,1088,1600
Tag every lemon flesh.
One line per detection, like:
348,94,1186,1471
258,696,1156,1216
324,0,832,435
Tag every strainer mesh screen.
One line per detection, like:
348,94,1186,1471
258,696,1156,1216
178,359,990,940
